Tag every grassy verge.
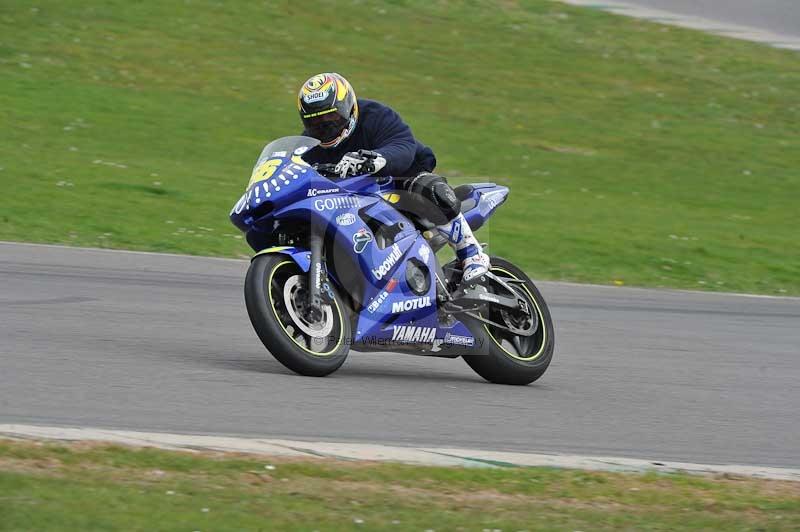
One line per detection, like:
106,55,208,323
1,439,798,531
1,1,798,294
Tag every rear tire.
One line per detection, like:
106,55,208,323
245,254,350,377
462,257,555,385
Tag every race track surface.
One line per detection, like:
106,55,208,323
617,0,800,38
1,242,798,468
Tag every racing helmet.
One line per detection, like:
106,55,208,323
298,73,359,148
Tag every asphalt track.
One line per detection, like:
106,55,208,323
1,242,798,468
618,0,800,38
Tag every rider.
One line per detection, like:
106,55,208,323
297,72,491,283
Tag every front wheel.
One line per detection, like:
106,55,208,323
462,257,555,385
244,254,350,377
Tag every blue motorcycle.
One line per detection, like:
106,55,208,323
230,136,554,385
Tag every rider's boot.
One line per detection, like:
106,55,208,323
436,213,491,284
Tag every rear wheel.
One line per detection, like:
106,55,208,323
244,254,350,376
462,257,554,385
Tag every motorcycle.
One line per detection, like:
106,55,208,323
230,136,554,385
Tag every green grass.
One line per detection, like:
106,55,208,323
1,439,798,531
1,0,798,294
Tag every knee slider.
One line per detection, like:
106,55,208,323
406,172,461,225
408,172,461,222
432,182,461,221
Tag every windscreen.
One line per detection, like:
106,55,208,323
253,136,320,170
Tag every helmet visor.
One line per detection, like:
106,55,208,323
302,110,349,144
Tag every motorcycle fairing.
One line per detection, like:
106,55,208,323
263,194,480,353
349,232,479,354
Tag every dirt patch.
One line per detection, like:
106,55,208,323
0,457,64,474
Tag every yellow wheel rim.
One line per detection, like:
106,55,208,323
483,267,547,361
267,260,344,357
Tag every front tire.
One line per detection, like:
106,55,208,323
462,257,555,385
244,254,350,377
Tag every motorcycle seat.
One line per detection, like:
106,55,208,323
454,184,478,213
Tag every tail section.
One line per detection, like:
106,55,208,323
453,183,509,232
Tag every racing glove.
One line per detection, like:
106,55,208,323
335,150,387,179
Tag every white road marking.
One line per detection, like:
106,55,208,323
2,424,798,481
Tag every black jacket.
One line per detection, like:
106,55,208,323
302,99,436,178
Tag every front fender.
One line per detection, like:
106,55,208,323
252,246,311,272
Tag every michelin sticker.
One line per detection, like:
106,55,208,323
336,213,356,226
444,332,475,347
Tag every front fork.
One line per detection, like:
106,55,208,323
307,227,325,323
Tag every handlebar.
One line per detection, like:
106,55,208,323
313,163,340,178
314,150,381,179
